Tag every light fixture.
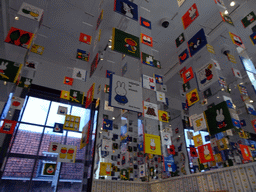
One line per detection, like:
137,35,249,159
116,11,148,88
221,88,225,91
100,58,103,61
239,82,243,85
229,88,231,91
15,16,19,20
4,81,7,85
250,100,254,103
169,125,172,126
101,127,103,130
109,39,112,42
112,117,115,120
108,45,112,48
217,96,220,98
224,10,229,14
230,1,236,6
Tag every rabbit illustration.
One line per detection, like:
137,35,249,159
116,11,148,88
0,62,8,74
37,46,43,54
74,123,78,130
247,14,254,22
114,81,128,105
65,122,69,127
149,78,155,90
24,79,31,88
122,2,134,18
204,145,212,160
150,139,156,150
189,7,197,19
146,55,153,65
244,148,249,157
106,164,111,175
216,109,227,129
69,122,74,128
72,91,77,99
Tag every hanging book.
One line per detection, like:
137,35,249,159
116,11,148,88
241,11,256,28
79,33,91,44
143,101,158,120
141,33,153,47
188,28,207,57
140,17,151,29
76,49,90,62
30,44,44,55
114,0,138,21
17,2,44,21
182,3,199,29
0,58,22,83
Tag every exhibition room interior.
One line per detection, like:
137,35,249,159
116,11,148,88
1,0,256,191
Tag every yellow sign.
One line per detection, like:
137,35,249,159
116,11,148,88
193,134,203,147
158,110,169,123
144,133,161,155
206,44,215,54
227,53,236,63
217,138,228,151
63,115,80,131
186,88,200,106
99,162,112,176
31,44,44,55
60,90,70,100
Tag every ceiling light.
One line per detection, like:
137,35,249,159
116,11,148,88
109,39,112,42
230,1,236,6
224,10,229,14
221,88,225,91
15,16,19,20
169,125,172,126
100,58,103,61
4,81,7,85
229,88,231,91
108,45,112,48
112,117,115,120
239,82,243,85
217,96,219,98
250,100,254,103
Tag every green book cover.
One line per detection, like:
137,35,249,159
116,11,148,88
112,28,140,59
69,89,84,104
241,11,256,28
18,77,32,88
0,58,22,83
153,59,161,69
43,163,56,176
175,33,185,48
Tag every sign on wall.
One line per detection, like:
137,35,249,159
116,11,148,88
142,75,156,91
114,0,138,21
143,101,158,120
144,133,161,155
188,28,207,57
18,2,44,21
182,3,199,29
109,74,143,112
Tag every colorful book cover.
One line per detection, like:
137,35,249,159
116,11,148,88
182,81,190,92
79,33,91,44
250,32,256,45
241,11,256,28
142,75,156,91
17,77,32,88
85,83,95,108
25,60,38,70
60,90,70,100
238,84,248,95
190,113,207,132
204,101,233,135
239,144,252,161
0,120,17,134
190,147,198,157
141,52,154,67
103,119,113,130
106,70,115,78
179,49,189,64
53,123,63,133
10,97,25,110
186,88,199,106
69,89,84,104
63,76,73,86
176,33,185,47
72,68,87,81
182,67,194,83
42,163,56,176
154,74,163,84
112,28,140,58
141,33,153,47
193,134,203,147
144,133,161,155
90,53,99,77
104,84,110,93
153,59,161,69
143,101,158,120
220,12,234,26
30,44,44,55
217,138,228,151
114,0,138,21
120,169,129,180
156,91,166,102
198,143,214,163
218,77,227,88
188,28,207,57
161,132,172,145
102,139,113,152
140,17,151,29
76,49,90,62
0,58,22,83
182,3,199,29
158,110,169,123
17,2,44,21
57,144,77,163
5,27,34,49
99,162,112,176
229,32,245,49
63,115,80,131
232,68,242,79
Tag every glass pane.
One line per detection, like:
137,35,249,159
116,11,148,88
66,132,85,160
71,106,90,131
39,128,67,156
59,162,84,181
2,157,35,178
46,102,71,127
0,180,30,191
57,182,82,191
21,97,50,125
11,124,43,155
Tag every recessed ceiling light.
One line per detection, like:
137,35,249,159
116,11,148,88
217,96,219,98
112,117,115,120
108,45,112,48
230,1,235,6
224,10,229,14
15,16,19,20
250,100,254,103
221,88,225,91
4,81,7,85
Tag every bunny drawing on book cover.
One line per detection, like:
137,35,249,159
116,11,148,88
203,145,212,160
114,81,128,105
216,108,227,129
150,139,156,150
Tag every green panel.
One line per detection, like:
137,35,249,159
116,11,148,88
0,58,22,83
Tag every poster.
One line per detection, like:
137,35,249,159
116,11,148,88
139,164,146,177
60,90,70,100
179,49,189,64
69,89,84,104
188,28,207,57
158,110,169,123
100,162,112,176
0,120,17,134
223,95,234,109
63,115,80,131
79,33,91,44
109,74,143,112
240,144,252,161
112,28,140,59
161,132,172,145
217,138,228,151
0,58,22,83
190,113,207,132
72,68,86,81
76,49,90,62
177,0,186,7
198,143,214,163
241,11,256,28
10,96,25,110
143,101,158,120
103,119,113,130
102,139,112,152
90,53,99,77
176,33,185,47
229,32,245,49
63,76,73,86
17,2,44,21
120,169,129,180
154,74,163,85
193,134,203,147
141,52,154,67
50,143,77,163
196,62,218,91
30,44,44,55
85,83,95,108
18,77,32,88
141,33,153,47
144,133,161,155
182,3,199,29
5,27,34,49
114,0,138,21
156,91,166,102
204,101,233,135
104,100,114,111
186,88,199,106
187,131,193,139
142,75,156,91
25,60,38,70
140,17,151,29
182,67,194,83
53,123,63,133
42,163,56,176
80,120,91,149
